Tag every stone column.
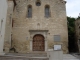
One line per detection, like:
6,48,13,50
30,40,32,51
30,34,33,51
45,40,47,51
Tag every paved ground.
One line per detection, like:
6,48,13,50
71,53,80,59
63,54,80,60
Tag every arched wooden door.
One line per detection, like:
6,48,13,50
33,34,45,51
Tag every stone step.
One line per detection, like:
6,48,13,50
0,55,49,60
5,52,47,57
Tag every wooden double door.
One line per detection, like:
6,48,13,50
33,34,45,51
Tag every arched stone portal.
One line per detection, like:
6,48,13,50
29,30,48,51
33,34,45,51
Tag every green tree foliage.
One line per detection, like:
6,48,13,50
67,17,75,38
67,17,76,52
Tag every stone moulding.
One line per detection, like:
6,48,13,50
29,30,48,32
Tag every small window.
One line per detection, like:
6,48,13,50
54,35,61,41
45,5,50,18
36,0,41,6
36,2,41,6
27,5,32,18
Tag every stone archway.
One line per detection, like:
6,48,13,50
33,34,45,51
29,30,48,51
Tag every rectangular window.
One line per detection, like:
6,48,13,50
54,35,61,41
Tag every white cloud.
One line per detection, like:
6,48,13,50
66,0,80,18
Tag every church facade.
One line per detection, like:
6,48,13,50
4,0,68,54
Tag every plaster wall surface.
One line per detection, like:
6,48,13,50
0,0,8,55
4,1,14,53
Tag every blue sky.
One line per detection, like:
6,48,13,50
66,0,80,18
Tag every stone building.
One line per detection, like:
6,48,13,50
0,0,8,55
75,17,80,53
4,0,68,54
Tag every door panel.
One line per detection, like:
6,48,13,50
33,34,45,51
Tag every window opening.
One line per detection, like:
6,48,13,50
36,2,41,6
36,0,41,6
45,5,50,17
27,5,32,18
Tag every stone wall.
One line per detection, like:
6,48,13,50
5,0,68,53
75,18,80,52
